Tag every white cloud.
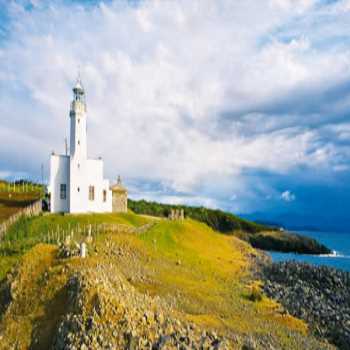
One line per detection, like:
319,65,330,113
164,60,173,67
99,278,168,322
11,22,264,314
331,0,350,13
270,0,315,13
281,190,296,202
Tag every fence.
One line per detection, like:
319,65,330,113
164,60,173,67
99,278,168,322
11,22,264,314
41,221,156,244
0,200,42,240
0,182,44,194
0,220,156,251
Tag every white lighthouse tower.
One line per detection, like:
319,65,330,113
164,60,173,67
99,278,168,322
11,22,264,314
69,78,89,212
49,77,112,213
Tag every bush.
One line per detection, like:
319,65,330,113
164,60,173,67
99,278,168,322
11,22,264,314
249,285,263,302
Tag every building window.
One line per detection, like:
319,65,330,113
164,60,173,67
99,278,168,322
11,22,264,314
77,187,80,192
60,184,66,200
89,186,95,201
103,190,107,202
78,140,80,145
78,119,80,124
78,163,80,169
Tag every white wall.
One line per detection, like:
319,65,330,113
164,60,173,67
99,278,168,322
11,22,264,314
69,155,88,213
68,158,112,213
50,154,69,213
86,159,112,213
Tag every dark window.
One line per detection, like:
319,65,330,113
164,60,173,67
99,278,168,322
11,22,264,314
78,163,80,169
89,186,95,201
78,140,80,145
103,190,107,202
78,119,80,123
77,187,80,192
60,184,66,200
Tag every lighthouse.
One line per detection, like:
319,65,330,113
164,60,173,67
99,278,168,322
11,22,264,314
49,77,113,213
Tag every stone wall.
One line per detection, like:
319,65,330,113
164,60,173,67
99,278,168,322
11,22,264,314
112,191,127,213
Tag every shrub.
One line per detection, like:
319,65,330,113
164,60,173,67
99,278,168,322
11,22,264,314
249,285,263,302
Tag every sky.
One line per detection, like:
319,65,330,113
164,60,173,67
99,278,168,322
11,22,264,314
1,0,350,229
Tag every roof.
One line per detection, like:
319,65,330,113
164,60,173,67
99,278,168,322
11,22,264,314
73,80,84,92
111,176,127,193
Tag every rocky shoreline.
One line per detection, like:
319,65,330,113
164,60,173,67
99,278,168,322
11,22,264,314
261,261,350,350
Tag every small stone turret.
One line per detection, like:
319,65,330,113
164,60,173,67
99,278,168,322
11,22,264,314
111,176,128,213
169,208,184,221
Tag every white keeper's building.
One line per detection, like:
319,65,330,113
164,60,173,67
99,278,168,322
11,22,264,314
49,78,113,213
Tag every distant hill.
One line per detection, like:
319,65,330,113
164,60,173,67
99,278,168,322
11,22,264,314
243,212,350,233
128,199,331,255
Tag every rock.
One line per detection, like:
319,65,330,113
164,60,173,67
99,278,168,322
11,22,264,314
50,266,237,350
262,261,350,349
242,336,256,350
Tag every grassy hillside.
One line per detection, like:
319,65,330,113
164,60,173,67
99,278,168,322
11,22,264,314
0,212,333,349
128,199,331,254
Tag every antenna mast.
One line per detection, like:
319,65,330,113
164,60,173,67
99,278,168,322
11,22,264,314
65,137,68,155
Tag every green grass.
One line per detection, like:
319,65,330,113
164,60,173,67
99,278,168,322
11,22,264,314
140,220,179,250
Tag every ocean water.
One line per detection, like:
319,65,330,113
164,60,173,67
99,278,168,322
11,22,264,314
270,231,350,272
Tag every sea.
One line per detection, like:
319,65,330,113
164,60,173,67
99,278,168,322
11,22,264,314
270,230,350,272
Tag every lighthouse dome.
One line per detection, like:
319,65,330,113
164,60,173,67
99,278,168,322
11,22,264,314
73,79,84,93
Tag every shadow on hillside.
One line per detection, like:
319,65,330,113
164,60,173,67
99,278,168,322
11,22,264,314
0,198,35,208
0,277,12,319
29,285,70,350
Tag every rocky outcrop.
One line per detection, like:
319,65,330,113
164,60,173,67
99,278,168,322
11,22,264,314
52,265,231,350
245,231,331,255
262,261,350,350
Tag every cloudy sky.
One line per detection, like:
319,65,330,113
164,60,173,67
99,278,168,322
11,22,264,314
1,0,350,228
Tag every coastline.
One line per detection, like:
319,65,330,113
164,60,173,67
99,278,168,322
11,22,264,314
269,230,350,272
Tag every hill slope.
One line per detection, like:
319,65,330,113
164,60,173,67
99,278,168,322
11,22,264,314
128,199,331,254
0,213,334,349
